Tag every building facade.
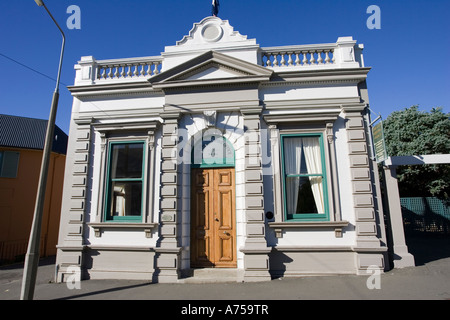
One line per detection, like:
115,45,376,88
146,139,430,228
56,17,388,283
0,114,67,264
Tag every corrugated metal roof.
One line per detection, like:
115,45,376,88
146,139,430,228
0,114,68,155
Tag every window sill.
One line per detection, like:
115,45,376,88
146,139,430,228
268,221,350,238
88,222,158,238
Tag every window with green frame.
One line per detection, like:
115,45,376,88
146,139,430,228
281,134,329,221
104,141,145,222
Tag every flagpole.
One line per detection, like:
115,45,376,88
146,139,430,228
212,0,220,17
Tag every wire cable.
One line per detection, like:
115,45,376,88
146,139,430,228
0,52,68,86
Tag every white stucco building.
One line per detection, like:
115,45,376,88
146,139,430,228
55,17,388,283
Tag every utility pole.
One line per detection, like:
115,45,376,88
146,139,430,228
20,0,65,300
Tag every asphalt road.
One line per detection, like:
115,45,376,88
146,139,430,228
1,235,449,303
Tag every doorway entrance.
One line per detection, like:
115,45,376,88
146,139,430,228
190,168,237,268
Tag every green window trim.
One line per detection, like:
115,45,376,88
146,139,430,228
104,141,146,222
280,133,330,222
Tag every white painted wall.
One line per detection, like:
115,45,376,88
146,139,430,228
260,83,360,102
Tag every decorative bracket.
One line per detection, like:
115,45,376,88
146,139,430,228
204,110,217,127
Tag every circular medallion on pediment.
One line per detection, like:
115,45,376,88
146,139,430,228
201,23,223,42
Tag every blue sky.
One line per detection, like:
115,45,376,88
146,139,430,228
1,0,449,134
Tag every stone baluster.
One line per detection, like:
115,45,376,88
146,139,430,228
279,52,286,67
107,66,113,79
287,52,294,66
136,64,141,77
309,51,316,65
272,53,278,67
302,51,308,65
325,50,331,64
127,64,132,78
154,61,161,75
97,67,103,79
147,62,153,76
141,63,146,76
317,50,324,64
265,54,272,67
294,52,301,66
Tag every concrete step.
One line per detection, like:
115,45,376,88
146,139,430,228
178,268,244,284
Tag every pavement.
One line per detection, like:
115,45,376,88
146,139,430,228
1,235,449,303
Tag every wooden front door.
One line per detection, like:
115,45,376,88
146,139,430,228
191,168,236,268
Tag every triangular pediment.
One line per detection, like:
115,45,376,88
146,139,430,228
179,64,249,81
149,51,273,89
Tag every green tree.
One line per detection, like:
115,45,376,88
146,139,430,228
383,106,450,200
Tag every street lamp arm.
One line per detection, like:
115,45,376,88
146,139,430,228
40,1,66,93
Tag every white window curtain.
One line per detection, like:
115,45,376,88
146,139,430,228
302,137,325,213
284,138,303,214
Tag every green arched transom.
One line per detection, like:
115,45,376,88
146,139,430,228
191,134,235,168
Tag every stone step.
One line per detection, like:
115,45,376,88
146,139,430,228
178,268,244,284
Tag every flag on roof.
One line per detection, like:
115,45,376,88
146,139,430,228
212,0,220,17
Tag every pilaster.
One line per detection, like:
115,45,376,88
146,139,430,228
382,165,415,268
344,109,384,274
153,113,182,283
56,118,92,282
240,110,271,281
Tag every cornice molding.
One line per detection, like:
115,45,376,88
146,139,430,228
92,120,161,133
265,67,371,86
68,81,163,99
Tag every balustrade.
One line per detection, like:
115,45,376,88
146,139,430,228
261,46,335,68
76,38,361,86
96,57,162,81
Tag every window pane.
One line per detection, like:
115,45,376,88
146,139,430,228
283,137,322,175
301,137,322,175
110,144,143,179
109,181,142,217
283,137,303,175
0,151,20,178
286,176,325,214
